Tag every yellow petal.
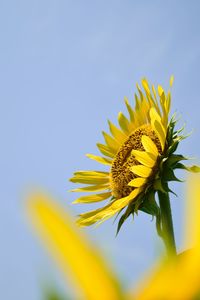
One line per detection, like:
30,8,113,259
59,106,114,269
118,112,130,133
149,106,162,123
27,194,122,300
108,120,127,142
73,171,109,177
73,192,112,204
158,85,164,97
136,83,145,102
134,95,147,125
134,93,140,110
128,177,147,187
130,165,152,178
86,154,112,166
102,131,120,153
70,184,110,193
97,143,115,158
124,97,134,122
166,92,171,116
77,188,142,226
142,78,151,95
150,108,166,151
70,175,109,185
153,120,166,151
141,135,159,157
152,84,157,100
131,150,156,167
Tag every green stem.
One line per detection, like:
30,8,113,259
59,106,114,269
158,190,177,256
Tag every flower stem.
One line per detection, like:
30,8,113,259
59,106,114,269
158,190,177,256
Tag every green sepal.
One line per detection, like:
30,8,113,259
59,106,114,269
175,163,200,173
164,154,188,169
115,193,144,234
154,178,167,193
162,167,183,182
116,202,135,235
154,178,177,196
113,207,125,224
159,156,168,172
161,180,178,196
167,115,177,144
139,191,160,217
167,140,179,156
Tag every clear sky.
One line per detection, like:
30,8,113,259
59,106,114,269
1,0,200,299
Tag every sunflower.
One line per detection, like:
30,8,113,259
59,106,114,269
70,77,194,232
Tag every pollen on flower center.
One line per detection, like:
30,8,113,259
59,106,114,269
110,125,162,199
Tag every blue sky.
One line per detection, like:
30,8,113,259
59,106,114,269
1,0,200,299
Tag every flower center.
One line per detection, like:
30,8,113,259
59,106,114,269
110,125,161,199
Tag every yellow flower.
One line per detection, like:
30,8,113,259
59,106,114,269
70,76,190,230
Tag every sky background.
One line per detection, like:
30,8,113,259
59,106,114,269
1,0,200,299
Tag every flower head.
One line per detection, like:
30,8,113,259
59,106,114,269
70,77,195,231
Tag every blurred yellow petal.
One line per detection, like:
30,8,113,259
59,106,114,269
27,194,123,300
185,174,200,249
170,75,174,87
134,250,200,300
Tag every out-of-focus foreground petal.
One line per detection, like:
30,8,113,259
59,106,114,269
131,174,200,300
27,193,123,300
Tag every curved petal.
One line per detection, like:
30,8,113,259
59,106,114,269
130,165,152,178
77,188,142,226
73,192,112,204
86,154,112,166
